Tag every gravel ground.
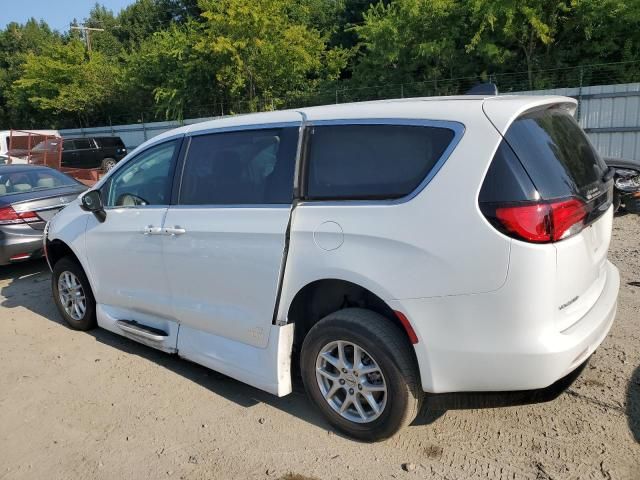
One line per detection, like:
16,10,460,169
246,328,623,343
0,214,639,480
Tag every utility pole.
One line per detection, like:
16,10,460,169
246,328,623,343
70,25,104,53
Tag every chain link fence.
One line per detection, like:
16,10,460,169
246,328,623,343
60,61,640,161
74,61,640,128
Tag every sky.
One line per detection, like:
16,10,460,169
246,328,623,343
2,0,136,32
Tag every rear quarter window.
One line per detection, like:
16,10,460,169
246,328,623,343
305,124,455,200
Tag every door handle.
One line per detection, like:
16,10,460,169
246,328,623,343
164,226,186,236
142,225,163,235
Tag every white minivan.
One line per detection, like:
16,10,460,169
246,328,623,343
45,95,619,440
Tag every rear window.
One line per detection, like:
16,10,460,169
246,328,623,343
0,168,78,197
503,109,607,200
306,124,455,200
96,137,125,148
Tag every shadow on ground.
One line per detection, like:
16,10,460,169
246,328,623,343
1,259,596,438
0,260,443,439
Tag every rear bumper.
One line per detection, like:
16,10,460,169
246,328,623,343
392,261,620,393
0,226,44,265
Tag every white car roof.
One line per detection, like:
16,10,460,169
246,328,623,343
142,94,577,148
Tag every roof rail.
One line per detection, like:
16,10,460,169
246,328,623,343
465,83,498,96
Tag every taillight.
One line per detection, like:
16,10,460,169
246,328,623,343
0,206,40,225
483,198,587,243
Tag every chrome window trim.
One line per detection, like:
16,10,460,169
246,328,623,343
95,117,464,211
167,204,291,210
101,138,182,210
303,118,465,206
176,122,303,207
102,205,170,211
94,133,186,188
187,121,303,138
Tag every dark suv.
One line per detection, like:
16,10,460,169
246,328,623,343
61,137,127,171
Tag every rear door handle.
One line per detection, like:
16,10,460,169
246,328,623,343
164,226,186,236
142,225,163,235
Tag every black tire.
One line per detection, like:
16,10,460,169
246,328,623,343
101,158,117,172
52,256,97,331
300,308,422,441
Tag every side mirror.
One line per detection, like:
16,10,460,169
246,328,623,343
81,190,106,222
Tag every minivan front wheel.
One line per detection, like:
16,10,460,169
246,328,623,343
52,257,96,331
301,308,422,441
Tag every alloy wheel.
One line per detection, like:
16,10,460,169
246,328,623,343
103,160,117,172
315,340,387,423
58,271,87,321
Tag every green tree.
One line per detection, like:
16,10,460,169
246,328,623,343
116,0,201,48
124,21,217,120
82,4,125,56
466,0,570,88
11,39,121,127
351,0,471,98
196,0,348,110
0,19,62,128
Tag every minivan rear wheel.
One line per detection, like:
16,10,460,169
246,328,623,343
300,308,422,441
52,257,96,331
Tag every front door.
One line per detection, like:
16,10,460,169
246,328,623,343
162,123,300,349
84,139,182,350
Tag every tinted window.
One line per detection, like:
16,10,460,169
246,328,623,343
0,168,78,197
306,124,455,200
96,137,125,148
62,140,74,151
74,138,92,149
504,109,608,200
479,141,538,203
180,127,298,205
105,140,178,207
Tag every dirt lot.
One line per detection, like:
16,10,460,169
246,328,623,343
0,215,639,480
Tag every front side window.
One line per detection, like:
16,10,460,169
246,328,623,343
306,124,455,200
104,140,178,207
179,127,299,205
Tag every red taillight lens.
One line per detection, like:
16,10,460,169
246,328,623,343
0,206,39,225
495,203,550,242
549,198,588,241
491,198,587,243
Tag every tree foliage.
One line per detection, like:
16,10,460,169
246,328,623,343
1,0,640,128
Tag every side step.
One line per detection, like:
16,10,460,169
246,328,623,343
116,320,168,342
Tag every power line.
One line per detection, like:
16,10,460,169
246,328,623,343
70,25,105,52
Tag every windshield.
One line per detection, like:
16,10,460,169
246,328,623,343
32,139,61,152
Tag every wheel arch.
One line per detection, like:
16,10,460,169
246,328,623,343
285,278,419,359
46,238,80,269
46,238,97,296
